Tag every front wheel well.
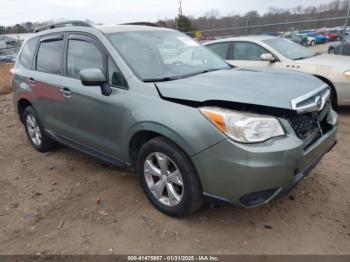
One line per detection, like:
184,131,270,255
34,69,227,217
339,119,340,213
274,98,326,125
128,131,162,168
17,99,32,123
313,75,337,106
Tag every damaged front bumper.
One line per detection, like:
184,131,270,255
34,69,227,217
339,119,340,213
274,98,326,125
191,110,338,208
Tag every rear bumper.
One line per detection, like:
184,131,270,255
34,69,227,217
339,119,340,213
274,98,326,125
192,123,337,207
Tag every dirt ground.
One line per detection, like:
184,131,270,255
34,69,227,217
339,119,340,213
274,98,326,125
0,92,349,255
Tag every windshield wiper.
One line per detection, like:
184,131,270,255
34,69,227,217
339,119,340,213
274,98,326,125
294,53,318,60
143,76,180,82
176,67,227,79
143,68,228,82
294,56,311,60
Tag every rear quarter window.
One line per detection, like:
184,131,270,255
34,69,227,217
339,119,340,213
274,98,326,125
19,38,39,69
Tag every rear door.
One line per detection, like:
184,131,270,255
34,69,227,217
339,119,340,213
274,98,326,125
205,42,231,60
30,34,67,133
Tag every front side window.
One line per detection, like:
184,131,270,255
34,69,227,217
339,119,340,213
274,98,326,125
67,39,103,79
206,42,230,59
107,31,229,81
233,42,266,61
36,39,64,74
19,38,39,69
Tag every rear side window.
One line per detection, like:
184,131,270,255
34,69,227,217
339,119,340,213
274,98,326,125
206,42,230,59
36,39,64,74
67,39,103,79
19,38,39,69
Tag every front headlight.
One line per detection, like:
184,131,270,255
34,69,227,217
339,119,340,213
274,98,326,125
200,107,285,143
343,70,350,81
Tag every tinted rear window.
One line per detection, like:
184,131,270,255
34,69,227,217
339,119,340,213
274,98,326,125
36,39,64,74
19,38,39,69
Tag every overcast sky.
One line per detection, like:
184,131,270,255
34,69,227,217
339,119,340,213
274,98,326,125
0,0,337,26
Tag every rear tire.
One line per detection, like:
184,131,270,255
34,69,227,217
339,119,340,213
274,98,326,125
23,106,56,152
137,137,203,217
310,40,316,46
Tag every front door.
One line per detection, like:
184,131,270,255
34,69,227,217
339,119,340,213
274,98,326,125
226,41,283,70
57,34,128,159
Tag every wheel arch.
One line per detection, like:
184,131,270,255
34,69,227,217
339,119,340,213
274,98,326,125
127,123,195,168
17,98,33,123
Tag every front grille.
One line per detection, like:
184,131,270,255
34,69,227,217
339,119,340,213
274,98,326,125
288,102,332,149
288,115,318,139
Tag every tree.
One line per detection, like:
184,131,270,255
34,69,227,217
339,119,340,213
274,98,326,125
175,15,193,32
245,10,260,18
23,22,34,32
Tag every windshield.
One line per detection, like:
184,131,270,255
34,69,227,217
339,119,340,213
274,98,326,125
107,30,230,81
263,38,316,60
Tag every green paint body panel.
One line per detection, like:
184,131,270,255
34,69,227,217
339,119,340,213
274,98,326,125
12,25,338,207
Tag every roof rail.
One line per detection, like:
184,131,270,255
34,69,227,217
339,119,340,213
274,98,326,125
121,22,160,27
33,20,92,33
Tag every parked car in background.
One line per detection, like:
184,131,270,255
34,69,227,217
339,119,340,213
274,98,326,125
205,35,350,107
317,29,340,41
282,33,308,46
305,33,329,44
298,31,316,46
0,54,16,63
12,22,338,216
328,35,350,55
299,30,329,45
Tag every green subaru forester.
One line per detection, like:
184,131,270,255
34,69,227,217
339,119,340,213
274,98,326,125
12,21,337,216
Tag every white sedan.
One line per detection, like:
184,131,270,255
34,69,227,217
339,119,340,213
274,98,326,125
204,35,350,106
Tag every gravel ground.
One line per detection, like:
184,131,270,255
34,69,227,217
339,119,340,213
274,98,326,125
0,93,349,255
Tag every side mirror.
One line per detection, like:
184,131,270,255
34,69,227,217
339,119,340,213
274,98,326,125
260,53,275,62
80,68,112,96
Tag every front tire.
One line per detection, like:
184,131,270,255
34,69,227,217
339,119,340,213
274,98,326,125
137,137,203,217
23,106,56,152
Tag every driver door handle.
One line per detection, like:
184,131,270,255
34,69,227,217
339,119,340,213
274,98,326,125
60,87,72,97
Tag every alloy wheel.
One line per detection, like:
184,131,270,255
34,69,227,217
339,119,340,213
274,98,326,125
26,114,42,146
144,152,184,207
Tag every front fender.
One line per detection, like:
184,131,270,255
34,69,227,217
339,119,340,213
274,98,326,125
125,121,198,159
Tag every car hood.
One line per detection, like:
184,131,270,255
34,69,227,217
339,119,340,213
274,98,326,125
298,53,350,68
156,68,325,111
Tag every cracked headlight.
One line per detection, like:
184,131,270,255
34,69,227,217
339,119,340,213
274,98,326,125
200,107,285,143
